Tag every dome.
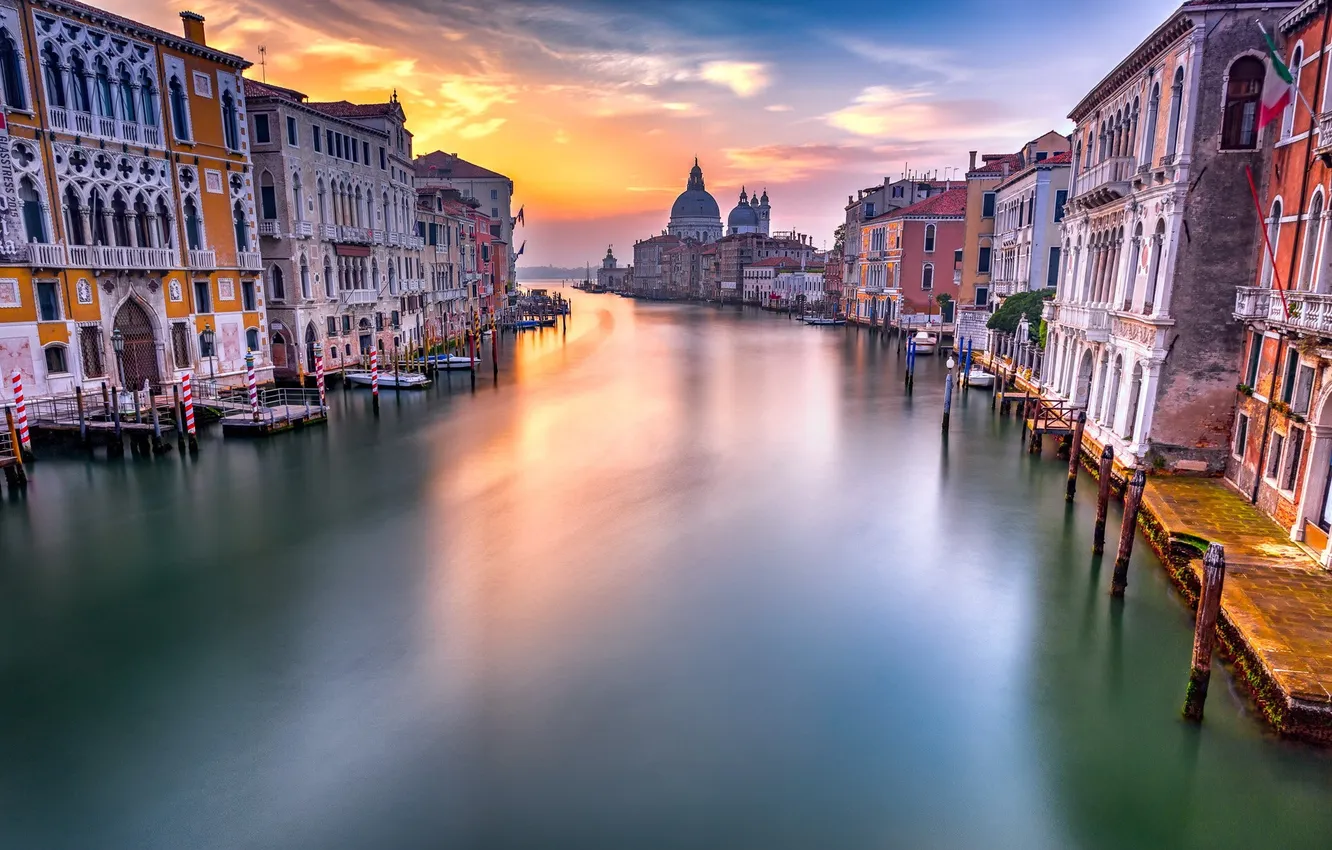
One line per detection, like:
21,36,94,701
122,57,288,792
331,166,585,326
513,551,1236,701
670,157,721,221
728,202,759,229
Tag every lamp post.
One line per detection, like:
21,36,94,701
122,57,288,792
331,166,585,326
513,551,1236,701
201,322,215,381
111,327,125,387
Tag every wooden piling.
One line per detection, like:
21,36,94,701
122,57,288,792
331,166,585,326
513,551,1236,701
492,323,499,380
1066,411,1086,501
942,370,953,433
1092,446,1114,554
75,386,87,445
1111,469,1147,597
173,384,186,452
5,407,28,486
1182,543,1227,722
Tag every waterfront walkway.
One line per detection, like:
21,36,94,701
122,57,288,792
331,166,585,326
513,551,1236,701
1144,477,1332,739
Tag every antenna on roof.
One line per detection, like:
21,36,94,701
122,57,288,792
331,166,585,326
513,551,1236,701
258,45,267,83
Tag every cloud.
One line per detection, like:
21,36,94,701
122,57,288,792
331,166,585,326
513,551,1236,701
824,86,1006,142
721,143,894,182
765,104,793,112
698,60,769,97
832,36,967,83
553,129,570,144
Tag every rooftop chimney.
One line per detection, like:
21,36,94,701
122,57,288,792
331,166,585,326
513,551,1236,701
1002,163,1010,178
180,11,206,45
968,150,977,171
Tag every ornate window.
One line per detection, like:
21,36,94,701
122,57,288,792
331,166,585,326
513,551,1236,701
94,57,113,116
1165,66,1184,156
81,325,106,377
1299,192,1324,291
233,201,248,251
184,196,202,250
1261,199,1282,287
69,52,91,113
0,27,26,110
1143,80,1160,166
117,66,136,122
269,265,285,300
300,257,311,299
19,177,46,243
1221,57,1264,151
169,75,190,140
259,170,277,220
1283,46,1303,139
138,69,157,127
221,89,240,150
324,260,334,298
41,42,64,108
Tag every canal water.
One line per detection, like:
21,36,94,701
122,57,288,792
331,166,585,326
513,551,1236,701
2,290,1330,849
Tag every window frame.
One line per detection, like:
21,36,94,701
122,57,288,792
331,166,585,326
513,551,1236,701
193,279,213,314
981,192,996,218
253,112,271,144
1281,426,1306,492
34,278,62,322
43,343,69,375
286,115,298,147
1234,412,1250,460
1266,431,1286,481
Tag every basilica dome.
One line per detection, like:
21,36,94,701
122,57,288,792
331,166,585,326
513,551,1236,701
728,188,760,230
670,159,720,220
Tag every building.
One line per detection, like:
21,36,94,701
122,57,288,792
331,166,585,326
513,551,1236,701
667,158,722,243
1227,0,1332,563
596,245,630,291
0,5,270,397
242,78,422,378
662,241,701,299
960,132,1069,309
742,256,799,304
416,186,470,343
726,187,771,236
990,151,1071,305
414,150,516,289
773,265,824,307
824,245,844,313
631,234,681,297
855,187,966,325
715,232,815,301
1043,0,1295,473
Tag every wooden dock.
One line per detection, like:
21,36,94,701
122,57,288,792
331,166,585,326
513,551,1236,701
220,403,327,437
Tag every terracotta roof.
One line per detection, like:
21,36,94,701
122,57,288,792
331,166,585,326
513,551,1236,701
415,150,510,181
243,78,307,102
968,153,1024,177
752,256,802,268
994,151,1073,192
880,187,967,219
306,100,398,119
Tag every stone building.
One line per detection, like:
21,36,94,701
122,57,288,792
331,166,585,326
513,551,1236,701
725,187,771,236
715,232,814,301
662,241,701,299
415,150,516,289
857,187,966,324
1042,0,1296,473
1228,0,1332,563
416,186,472,342
990,151,1070,306
243,79,422,378
596,245,630,291
0,5,270,396
631,233,681,297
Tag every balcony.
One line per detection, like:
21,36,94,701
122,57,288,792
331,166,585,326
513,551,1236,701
1316,112,1332,157
1072,155,1134,209
991,281,1017,297
1234,287,1272,321
26,242,69,268
188,249,216,270
47,106,164,149
402,279,425,292
319,223,338,241
67,245,178,270
292,221,315,239
953,270,963,286
1041,300,1057,322
1263,289,1332,335
371,229,385,245
339,226,371,244
406,235,424,249
342,288,377,305
237,251,264,271
258,221,281,238
1054,302,1109,342
388,232,402,247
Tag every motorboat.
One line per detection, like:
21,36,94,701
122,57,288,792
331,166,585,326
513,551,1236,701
966,369,995,388
422,354,479,370
803,315,847,326
344,370,431,389
910,331,938,355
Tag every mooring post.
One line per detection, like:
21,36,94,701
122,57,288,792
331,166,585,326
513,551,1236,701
468,329,477,392
1182,542,1227,722
492,323,499,380
1092,446,1115,554
111,385,123,441
1111,469,1147,597
942,369,953,433
1066,411,1086,501
393,341,401,397
1019,392,1029,438
173,384,186,453
75,385,87,446
4,406,28,486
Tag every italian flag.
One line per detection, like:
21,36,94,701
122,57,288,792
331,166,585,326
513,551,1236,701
1259,26,1294,131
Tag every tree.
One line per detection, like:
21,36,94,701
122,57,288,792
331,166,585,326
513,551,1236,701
986,289,1052,343
832,223,846,253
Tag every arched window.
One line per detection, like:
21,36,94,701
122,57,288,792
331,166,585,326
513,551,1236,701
233,201,249,251
1261,199,1282,288
1123,222,1143,310
387,261,396,295
90,190,108,245
1125,363,1144,441
246,328,260,352
155,197,172,248
19,177,45,244
94,58,113,117
138,69,157,127
1165,66,1185,156
222,90,240,150
923,223,936,253
1106,356,1124,430
184,196,202,250
41,42,64,108
269,266,285,300
64,185,85,245
259,170,277,220
1283,45,1303,139
317,178,327,223
292,175,304,222
1145,219,1167,312
921,263,934,290
169,75,190,140
0,28,25,110
1299,192,1324,290
69,52,90,113
132,192,150,247
300,257,311,299
1143,81,1160,166
44,344,68,375
324,260,334,298
110,190,130,246
1221,56,1264,150
117,66,136,122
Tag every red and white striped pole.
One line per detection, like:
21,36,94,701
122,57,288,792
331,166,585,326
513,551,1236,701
314,344,326,408
370,348,379,396
11,371,30,451
245,350,259,421
181,372,197,435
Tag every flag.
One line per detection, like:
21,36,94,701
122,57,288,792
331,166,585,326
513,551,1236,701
1258,25,1294,131
516,206,525,226
516,241,525,257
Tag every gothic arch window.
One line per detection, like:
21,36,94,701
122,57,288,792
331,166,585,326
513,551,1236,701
0,27,26,110
324,259,334,298
41,42,64,108
1299,190,1324,291
924,223,936,253
300,256,311,299
138,69,157,127
1262,198,1283,288
155,196,172,248
19,177,46,244
1283,45,1303,139
91,189,108,245
259,170,277,220
317,178,327,223
269,265,285,300
132,192,150,247
1165,66,1185,155
1145,218,1168,312
1123,222,1143,310
1130,95,1140,156
93,57,113,117
1143,80,1160,166
233,201,248,251
169,75,190,140
117,65,136,122
387,261,396,295
222,89,240,150
111,190,131,246
69,52,91,113
64,184,86,245
292,174,304,221
1221,56,1264,151
184,196,202,250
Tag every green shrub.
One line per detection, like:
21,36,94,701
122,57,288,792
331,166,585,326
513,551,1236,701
987,289,1054,342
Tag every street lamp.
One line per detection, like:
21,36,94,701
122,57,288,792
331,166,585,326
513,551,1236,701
201,322,216,380
111,327,125,387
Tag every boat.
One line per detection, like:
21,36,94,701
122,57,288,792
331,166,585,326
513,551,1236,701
966,369,995,388
803,315,847,326
344,370,432,389
910,331,938,355
421,354,479,370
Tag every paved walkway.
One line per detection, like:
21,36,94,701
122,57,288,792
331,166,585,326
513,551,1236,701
1144,477,1332,737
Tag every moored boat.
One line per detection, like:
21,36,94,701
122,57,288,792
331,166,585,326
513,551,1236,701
344,370,432,389
420,354,479,370
803,315,846,326
966,369,995,388
910,331,938,355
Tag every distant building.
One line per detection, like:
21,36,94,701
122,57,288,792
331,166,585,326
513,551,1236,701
632,234,682,296
667,159,723,243
856,187,966,325
726,187,771,236
414,151,517,289
990,152,1071,307
596,246,631,291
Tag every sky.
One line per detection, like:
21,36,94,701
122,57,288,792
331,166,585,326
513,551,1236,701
110,0,1183,267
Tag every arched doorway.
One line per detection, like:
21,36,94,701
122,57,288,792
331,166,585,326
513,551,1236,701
1074,349,1095,408
305,323,318,373
271,331,288,372
358,317,372,356
113,298,159,388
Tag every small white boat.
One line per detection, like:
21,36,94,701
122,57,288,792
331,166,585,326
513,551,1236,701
345,370,431,389
427,354,479,371
966,369,995,388
910,331,938,355
803,315,846,326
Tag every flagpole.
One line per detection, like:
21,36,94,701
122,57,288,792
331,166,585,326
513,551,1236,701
1245,164,1290,320
1258,19,1317,120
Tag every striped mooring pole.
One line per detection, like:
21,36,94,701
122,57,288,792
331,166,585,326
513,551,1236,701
315,345,326,408
182,372,197,435
246,350,259,422
11,370,30,453
370,348,380,414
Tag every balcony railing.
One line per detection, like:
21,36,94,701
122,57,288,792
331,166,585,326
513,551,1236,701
371,229,385,245
1073,155,1134,208
47,106,164,148
292,221,315,238
237,251,264,271
1054,302,1110,342
258,221,281,238
319,223,338,241
388,232,402,247
406,235,424,249
342,289,377,305
67,245,178,270
26,242,69,267
1255,288,1332,335
339,226,371,244
402,279,425,292
188,249,216,269
1234,287,1272,321
1316,112,1332,156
